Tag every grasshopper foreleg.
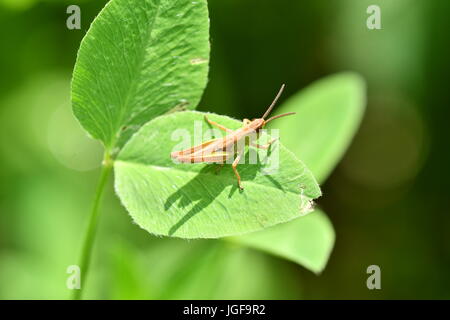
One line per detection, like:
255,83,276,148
232,150,244,190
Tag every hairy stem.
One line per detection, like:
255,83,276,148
72,152,113,300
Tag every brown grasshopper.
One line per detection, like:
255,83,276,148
170,84,295,190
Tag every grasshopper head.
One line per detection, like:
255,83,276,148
265,112,296,125
250,118,266,132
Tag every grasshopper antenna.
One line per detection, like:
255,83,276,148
262,84,285,119
265,112,296,123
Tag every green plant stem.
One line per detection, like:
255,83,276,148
72,153,113,300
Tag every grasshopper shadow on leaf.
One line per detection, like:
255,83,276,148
164,158,264,236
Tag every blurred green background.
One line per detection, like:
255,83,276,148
0,0,448,299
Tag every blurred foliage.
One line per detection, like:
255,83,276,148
0,0,449,299
230,209,334,274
